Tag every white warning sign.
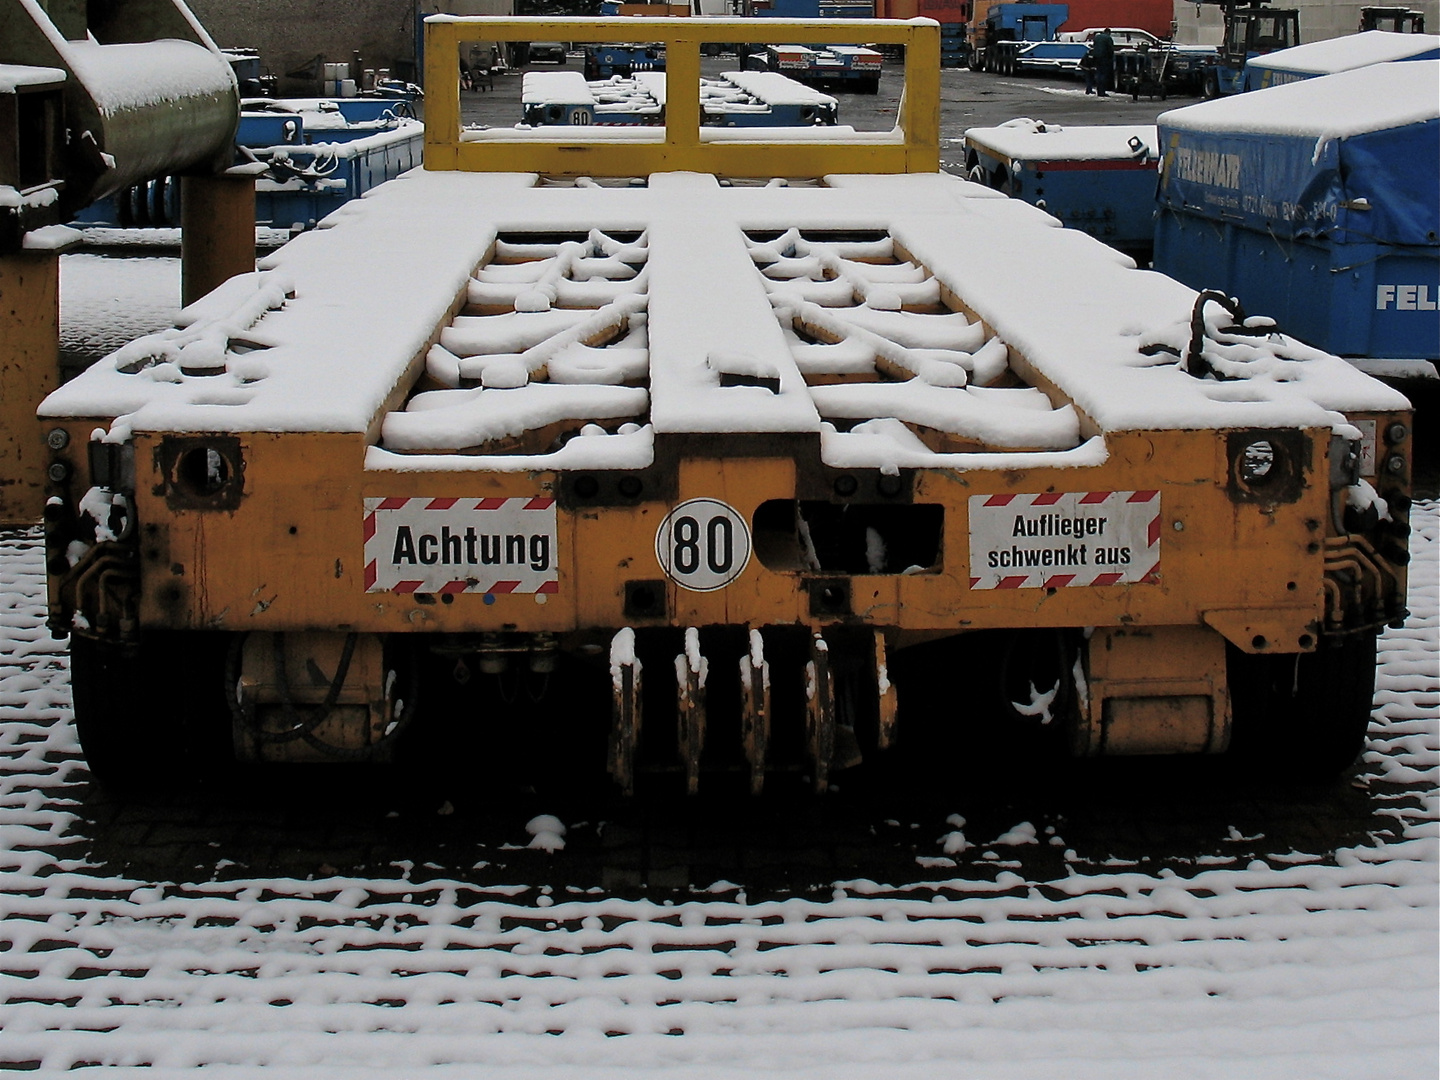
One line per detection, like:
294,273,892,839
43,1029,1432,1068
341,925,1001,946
968,490,1160,590
364,496,558,596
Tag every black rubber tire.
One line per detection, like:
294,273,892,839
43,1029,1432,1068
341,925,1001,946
1227,633,1379,780
1202,69,1220,100
70,631,233,789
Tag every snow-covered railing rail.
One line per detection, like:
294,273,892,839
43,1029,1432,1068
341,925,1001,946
423,16,940,177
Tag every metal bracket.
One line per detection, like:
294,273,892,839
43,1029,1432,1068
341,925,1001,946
806,632,836,793
675,627,707,796
608,628,643,797
875,630,898,751
740,628,770,796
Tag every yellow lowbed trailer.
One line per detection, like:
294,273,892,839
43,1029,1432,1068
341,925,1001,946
39,18,1413,792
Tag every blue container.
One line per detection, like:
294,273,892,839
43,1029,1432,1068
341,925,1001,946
1154,62,1440,363
237,112,304,147
964,122,1159,261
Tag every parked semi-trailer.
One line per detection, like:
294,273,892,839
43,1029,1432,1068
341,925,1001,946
41,18,1413,797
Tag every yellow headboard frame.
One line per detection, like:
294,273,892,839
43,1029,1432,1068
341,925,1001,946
423,16,941,176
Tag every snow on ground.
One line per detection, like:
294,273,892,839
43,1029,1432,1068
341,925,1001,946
0,508,1435,1078
59,254,180,375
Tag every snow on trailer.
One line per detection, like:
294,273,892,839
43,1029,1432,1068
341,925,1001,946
521,70,608,127
72,97,425,231
1245,27,1440,89
35,16,1416,797
520,70,837,128
703,70,839,126
1154,60,1440,377
748,43,884,94
963,120,1159,260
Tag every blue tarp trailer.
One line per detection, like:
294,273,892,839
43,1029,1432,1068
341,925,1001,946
1154,61,1440,374
1245,29,1440,90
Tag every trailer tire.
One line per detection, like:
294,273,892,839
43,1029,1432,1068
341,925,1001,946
1227,632,1379,781
1202,69,1220,99
71,632,233,789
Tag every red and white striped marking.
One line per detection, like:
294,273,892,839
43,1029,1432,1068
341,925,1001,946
363,496,557,596
968,491,1160,591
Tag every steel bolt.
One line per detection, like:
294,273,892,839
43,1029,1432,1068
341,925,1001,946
46,428,70,451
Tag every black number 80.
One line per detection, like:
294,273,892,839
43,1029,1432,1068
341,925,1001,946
672,514,734,576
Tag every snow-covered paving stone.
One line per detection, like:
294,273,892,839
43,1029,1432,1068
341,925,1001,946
0,509,1435,1078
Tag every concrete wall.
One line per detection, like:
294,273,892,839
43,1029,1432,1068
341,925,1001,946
186,0,420,91
1171,0,1439,45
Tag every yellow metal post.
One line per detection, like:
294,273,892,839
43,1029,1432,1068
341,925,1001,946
0,250,60,525
181,173,256,307
663,28,701,159
899,20,941,172
424,19,463,172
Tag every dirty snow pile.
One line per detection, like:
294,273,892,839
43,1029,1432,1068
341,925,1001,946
0,504,1435,1077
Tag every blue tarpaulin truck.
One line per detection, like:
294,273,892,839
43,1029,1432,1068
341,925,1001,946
1153,61,1440,378
1243,28,1439,90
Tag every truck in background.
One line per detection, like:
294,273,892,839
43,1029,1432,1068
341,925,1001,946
1359,6,1426,32
966,0,1176,72
968,3,1070,72
1196,0,1301,96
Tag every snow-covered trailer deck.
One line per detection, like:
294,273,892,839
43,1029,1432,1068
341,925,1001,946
37,17,1415,794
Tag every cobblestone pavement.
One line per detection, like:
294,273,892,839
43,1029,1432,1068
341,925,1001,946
0,506,1434,1075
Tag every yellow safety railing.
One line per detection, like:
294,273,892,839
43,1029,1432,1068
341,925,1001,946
423,16,940,176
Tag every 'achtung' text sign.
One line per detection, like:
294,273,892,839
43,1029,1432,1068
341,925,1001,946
364,496,558,595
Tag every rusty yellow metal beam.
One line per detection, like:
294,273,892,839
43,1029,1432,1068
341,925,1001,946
0,251,60,525
180,174,258,307
423,17,941,176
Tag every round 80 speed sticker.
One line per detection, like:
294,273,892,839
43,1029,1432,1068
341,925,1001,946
654,498,752,592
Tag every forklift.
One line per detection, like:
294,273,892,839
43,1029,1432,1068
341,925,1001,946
1197,0,1301,97
1359,6,1426,32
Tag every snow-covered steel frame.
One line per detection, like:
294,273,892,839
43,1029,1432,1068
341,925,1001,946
424,16,940,176
35,19,1415,795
